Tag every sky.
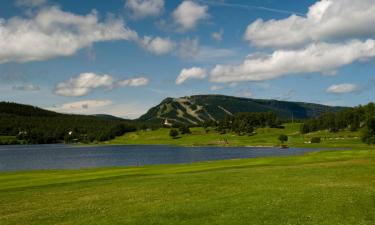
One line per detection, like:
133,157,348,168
1,0,375,118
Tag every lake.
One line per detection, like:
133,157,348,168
0,145,328,171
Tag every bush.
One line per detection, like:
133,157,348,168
361,118,375,144
311,137,321,143
169,129,179,139
278,134,288,144
179,126,191,134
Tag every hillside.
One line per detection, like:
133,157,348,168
138,95,346,125
0,102,136,144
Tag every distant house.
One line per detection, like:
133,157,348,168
164,118,172,127
18,131,27,135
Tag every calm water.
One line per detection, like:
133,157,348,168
0,145,327,171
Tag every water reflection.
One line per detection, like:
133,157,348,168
0,145,329,171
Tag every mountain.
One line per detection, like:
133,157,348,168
137,95,347,125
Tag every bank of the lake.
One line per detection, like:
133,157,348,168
1,148,375,225
108,123,367,149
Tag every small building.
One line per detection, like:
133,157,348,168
164,118,172,127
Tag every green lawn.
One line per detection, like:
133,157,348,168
0,136,17,143
1,149,375,225
108,123,366,148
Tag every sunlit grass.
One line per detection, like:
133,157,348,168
1,149,374,225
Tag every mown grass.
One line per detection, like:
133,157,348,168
1,149,375,225
109,123,366,148
0,136,16,142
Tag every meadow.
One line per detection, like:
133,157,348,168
1,148,375,225
109,123,366,148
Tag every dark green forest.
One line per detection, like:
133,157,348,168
215,112,282,135
0,102,139,144
301,103,375,144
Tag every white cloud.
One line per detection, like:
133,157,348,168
178,37,235,62
235,90,253,98
242,91,253,98
15,0,46,7
176,67,206,85
54,73,114,97
172,1,208,31
118,77,149,87
54,73,149,97
210,39,375,83
211,29,223,41
244,0,375,48
326,83,360,94
178,38,200,59
0,6,138,63
139,36,176,55
47,100,112,113
47,100,148,119
125,0,164,19
210,85,223,91
12,84,40,91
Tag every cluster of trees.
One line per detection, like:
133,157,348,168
169,126,192,139
0,102,139,144
217,112,281,135
301,103,375,144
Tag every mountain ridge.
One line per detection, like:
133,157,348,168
137,95,347,125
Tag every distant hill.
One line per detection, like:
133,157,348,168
0,102,136,144
137,95,347,125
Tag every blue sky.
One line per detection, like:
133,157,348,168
0,0,374,118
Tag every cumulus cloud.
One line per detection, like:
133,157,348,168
47,100,148,118
176,67,206,85
210,85,223,91
48,100,112,113
54,73,114,97
172,1,208,31
211,29,223,41
12,84,40,91
244,0,375,48
326,83,360,94
117,77,149,87
178,38,200,59
139,36,176,55
178,37,235,62
210,39,375,83
54,73,149,97
125,0,164,19
0,6,138,64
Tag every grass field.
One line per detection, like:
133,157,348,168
1,149,375,225
109,123,367,148
0,136,17,143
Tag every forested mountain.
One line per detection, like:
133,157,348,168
138,95,346,125
0,102,138,144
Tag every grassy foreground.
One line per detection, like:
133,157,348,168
1,149,375,225
109,123,367,148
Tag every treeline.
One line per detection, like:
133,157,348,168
215,112,282,135
0,102,141,144
301,103,375,144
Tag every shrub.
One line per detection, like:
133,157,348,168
311,137,321,143
169,129,179,139
179,126,191,134
278,134,288,144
